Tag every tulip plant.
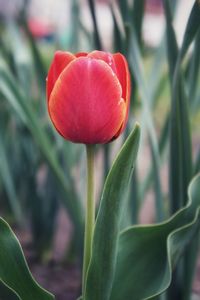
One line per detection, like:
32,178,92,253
0,1,200,300
46,50,132,296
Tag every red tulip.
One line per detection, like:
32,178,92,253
46,50,130,144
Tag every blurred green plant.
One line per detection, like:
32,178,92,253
0,14,84,260
0,0,199,299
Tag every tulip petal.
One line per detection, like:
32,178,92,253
49,57,126,144
46,51,75,100
88,50,117,74
89,51,131,135
75,52,88,57
113,53,130,103
113,53,131,134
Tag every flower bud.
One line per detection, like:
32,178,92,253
46,50,130,144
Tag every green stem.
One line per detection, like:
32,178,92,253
82,144,95,295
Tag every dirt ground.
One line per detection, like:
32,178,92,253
31,260,81,300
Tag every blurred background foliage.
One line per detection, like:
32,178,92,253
0,0,199,290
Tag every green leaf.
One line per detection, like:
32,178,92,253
0,133,23,224
128,29,164,221
0,217,54,300
163,0,179,81
0,281,20,300
164,2,200,298
140,114,169,204
188,29,200,110
179,1,200,62
85,124,140,300
110,5,125,53
134,40,167,204
147,42,166,105
87,0,102,49
67,0,80,52
169,76,192,212
129,168,139,224
118,0,129,24
132,0,145,47
110,174,200,300
148,134,163,221
163,0,193,213
19,18,47,91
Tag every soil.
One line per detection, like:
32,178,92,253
14,211,82,300
30,260,81,300
15,231,81,300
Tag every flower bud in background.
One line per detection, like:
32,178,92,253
46,50,130,144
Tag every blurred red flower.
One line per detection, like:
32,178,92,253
28,18,54,38
46,50,130,144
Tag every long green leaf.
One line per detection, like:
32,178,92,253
0,217,54,300
163,1,198,298
85,124,140,300
179,1,200,62
129,168,139,224
0,134,23,224
132,0,145,47
0,281,20,300
110,5,125,53
163,0,193,213
19,18,47,91
188,29,200,103
128,29,164,221
118,0,129,23
110,173,200,300
87,0,102,49
135,42,168,203
148,134,163,221
176,4,200,297
140,113,169,204
162,0,179,80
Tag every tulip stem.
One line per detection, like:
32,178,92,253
82,144,95,295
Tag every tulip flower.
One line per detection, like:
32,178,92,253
46,50,130,144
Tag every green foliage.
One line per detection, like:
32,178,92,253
82,125,200,300
111,174,200,300
0,217,54,300
85,124,140,300
0,19,83,257
128,29,164,222
0,132,23,224
163,2,200,298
